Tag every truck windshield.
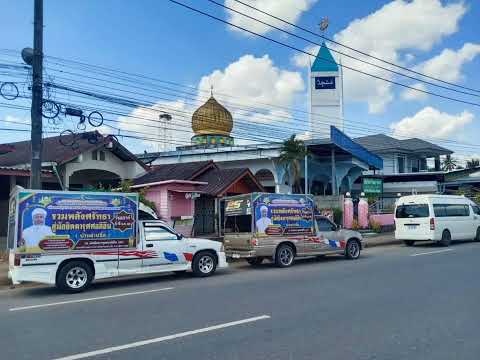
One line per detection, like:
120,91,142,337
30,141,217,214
395,204,429,218
224,215,251,233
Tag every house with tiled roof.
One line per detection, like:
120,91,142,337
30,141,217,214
0,132,148,247
132,161,263,237
354,134,453,209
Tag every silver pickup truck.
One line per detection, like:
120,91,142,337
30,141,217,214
223,193,363,267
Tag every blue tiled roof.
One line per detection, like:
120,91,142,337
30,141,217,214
311,42,338,72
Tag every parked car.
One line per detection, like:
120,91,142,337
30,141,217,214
8,187,227,292
394,194,480,246
223,193,363,267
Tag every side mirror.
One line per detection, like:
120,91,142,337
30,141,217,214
177,234,184,240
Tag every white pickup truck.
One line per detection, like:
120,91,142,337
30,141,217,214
7,188,227,292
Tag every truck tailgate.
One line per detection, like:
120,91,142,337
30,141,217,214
224,233,253,251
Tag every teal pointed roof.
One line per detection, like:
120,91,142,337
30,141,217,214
311,42,338,72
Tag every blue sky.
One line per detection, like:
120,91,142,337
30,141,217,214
0,0,479,159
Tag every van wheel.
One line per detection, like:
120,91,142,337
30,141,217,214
246,257,264,266
475,228,480,242
404,240,415,246
56,261,93,293
345,239,361,260
275,244,295,268
192,251,217,277
440,230,451,247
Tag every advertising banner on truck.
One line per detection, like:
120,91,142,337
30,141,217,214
15,191,138,253
253,194,314,237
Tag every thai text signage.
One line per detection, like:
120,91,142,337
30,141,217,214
362,178,383,194
253,194,314,237
225,197,251,216
16,191,138,253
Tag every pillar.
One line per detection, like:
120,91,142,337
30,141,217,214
434,156,441,171
331,148,337,195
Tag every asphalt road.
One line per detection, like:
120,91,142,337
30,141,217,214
0,241,479,360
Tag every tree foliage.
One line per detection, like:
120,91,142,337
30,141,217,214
279,135,308,193
442,154,457,172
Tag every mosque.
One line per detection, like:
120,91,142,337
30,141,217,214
140,43,382,197
139,43,449,200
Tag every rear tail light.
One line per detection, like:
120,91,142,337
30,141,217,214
14,254,21,266
251,238,258,246
430,218,435,230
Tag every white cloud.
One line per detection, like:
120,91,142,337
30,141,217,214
114,54,304,152
414,42,480,83
198,54,304,141
390,106,474,139
115,100,192,152
225,0,317,35
292,0,467,113
400,83,428,101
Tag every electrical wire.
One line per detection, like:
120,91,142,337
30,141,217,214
228,0,480,94
166,0,480,107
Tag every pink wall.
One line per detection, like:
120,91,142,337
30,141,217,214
169,191,193,218
369,213,395,226
144,183,199,221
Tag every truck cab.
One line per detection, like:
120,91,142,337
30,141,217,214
223,193,363,267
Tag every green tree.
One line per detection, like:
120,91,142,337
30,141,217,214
279,135,308,194
442,154,457,172
466,158,480,169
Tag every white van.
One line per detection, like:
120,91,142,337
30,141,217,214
394,195,480,246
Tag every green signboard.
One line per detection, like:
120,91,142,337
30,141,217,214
363,178,383,194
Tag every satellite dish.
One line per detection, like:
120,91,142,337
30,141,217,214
319,17,329,32
21,47,34,66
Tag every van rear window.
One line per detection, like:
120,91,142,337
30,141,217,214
395,204,429,218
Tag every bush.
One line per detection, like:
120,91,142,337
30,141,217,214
351,218,360,230
333,207,343,225
369,219,382,233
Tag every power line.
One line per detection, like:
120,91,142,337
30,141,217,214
228,0,480,94
207,0,480,98
166,0,480,107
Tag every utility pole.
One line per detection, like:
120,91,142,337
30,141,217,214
30,0,43,189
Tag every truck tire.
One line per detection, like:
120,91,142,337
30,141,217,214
404,240,415,246
440,230,451,247
56,261,93,293
192,251,217,277
345,239,361,260
275,244,295,268
246,257,264,266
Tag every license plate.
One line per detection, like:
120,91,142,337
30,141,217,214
405,224,418,229
232,254,241,259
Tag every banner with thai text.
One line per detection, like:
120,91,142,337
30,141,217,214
16,191,138,253
253,194,314,237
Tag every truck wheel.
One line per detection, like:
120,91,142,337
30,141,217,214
246,257,264,266
475,228,480,242
440,230,451,247
404,240,415,246
192,251,217,277
275,244,295,268
345,239,361,260
56,261,93,293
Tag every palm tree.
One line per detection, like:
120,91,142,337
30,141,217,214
442,154,457,172
466,158,480,169
279,135,308,193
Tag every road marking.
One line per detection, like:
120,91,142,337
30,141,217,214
411,249,454,257
9,287,174,312
52,315,271,360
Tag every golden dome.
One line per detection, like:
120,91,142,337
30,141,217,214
192,96,233,136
